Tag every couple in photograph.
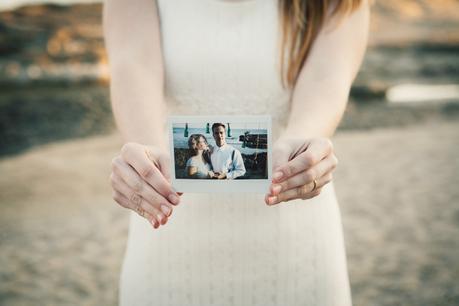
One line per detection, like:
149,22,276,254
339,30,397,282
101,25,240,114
185,123,246,179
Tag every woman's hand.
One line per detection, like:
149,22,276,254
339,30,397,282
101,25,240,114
187,166,198,177
109,142,181,229
265,137,338,205
217,173,227,180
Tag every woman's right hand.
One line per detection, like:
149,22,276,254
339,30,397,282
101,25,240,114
109,142,181,229
208,170,215,178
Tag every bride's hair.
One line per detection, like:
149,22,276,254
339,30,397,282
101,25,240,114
188,134,211,161
279,0,363,88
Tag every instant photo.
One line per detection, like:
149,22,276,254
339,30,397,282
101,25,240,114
168,115,272,193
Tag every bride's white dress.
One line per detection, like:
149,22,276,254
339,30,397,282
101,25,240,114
119,0,352,305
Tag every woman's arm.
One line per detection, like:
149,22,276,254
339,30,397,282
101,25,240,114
187,166,198,177
103,0,167,148
105,0,180,229
283,1,370,138
267,2,370,205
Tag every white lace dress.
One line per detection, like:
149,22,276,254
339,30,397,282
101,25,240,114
119,0,352,305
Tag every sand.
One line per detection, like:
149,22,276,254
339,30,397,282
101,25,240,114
1,119,458,306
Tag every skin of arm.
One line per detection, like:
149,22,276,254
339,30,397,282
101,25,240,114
267,2,370,205
104,0,181,229
103,0,167,149
187,166,198,177
282,1,370,139
188,167,215,179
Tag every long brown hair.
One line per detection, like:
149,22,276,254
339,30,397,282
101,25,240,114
279,0,363,88
187,134,212,164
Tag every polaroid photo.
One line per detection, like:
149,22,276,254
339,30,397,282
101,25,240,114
168,115,272,193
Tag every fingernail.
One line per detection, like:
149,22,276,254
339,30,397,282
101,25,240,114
151,219,159,229
161,204,172,217
160,215,168,225
273,171,283,181
272,185,282,195
268,196,277,205
168,194,180,205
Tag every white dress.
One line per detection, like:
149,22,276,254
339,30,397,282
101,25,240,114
186,156,212,179
119,0,352,305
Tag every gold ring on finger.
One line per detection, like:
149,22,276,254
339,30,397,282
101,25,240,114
137,206,145,217
312,179,318,192
297,184,309,197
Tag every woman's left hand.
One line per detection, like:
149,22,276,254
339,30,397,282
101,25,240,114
265,137,338,205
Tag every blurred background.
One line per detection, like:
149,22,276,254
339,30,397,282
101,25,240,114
0,0,458,305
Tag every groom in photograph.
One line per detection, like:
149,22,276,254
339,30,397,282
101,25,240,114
210,123,246,179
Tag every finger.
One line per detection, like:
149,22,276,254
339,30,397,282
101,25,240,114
117,173,170,224
266,172,333,205
273,138,333,183
114,153,179,209
266,184,323,205
112,156,144,193
271,144,290,175
110,172,170,225
111,189,160,229
270,154,337,196
121,143,180,205
147,147,172,183
270,180,316,204
119,167,174,218
128,145,179,205
110,172,166,225
110,175,136,211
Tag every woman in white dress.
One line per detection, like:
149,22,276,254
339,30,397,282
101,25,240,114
185,134,214,179
105,0,369,305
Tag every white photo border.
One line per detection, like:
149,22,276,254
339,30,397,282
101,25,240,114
168,115,272,193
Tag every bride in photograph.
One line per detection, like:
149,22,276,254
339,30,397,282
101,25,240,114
105,0,369,305
185,134,214,179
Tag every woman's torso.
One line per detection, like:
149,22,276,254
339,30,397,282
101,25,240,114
119,2,352,305
186,155,212,178
157,0,292,140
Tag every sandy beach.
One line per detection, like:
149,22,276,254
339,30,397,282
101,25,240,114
1,117,458,305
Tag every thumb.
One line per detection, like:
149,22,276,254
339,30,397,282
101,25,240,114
157,153,172,183
272,142,290,175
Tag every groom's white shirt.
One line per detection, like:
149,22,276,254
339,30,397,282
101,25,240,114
210,144,246,179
